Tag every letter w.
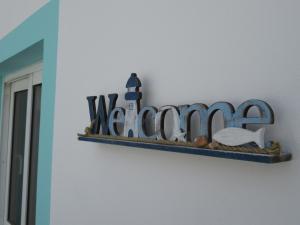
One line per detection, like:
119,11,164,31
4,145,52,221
87,94,118,135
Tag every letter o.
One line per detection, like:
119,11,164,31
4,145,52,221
155,105,186,142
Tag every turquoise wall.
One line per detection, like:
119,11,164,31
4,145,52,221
0,1,59,225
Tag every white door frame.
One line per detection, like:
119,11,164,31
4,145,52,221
0,62,42,225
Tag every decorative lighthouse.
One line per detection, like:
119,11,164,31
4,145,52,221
123,73,142,137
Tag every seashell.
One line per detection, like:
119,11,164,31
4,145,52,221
194,136,208,147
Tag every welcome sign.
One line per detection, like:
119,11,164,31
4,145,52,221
78,73,291,163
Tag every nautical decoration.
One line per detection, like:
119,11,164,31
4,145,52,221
78,73,292,163
213,127,265,148
123,73,142,138
194,136,209,147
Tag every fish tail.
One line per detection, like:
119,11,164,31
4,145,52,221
255,128,266,148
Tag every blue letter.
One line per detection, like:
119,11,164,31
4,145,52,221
87,93,118,134
108,107,125,136
137,106,158,139
233,99,274,128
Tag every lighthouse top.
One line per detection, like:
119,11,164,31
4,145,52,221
126,73,142,88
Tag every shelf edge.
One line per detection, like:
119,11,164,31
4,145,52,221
78,135,292,164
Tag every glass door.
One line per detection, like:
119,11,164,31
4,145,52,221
7,85,28,225
2,68,42,225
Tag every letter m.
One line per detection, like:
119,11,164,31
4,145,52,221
86,94,118,135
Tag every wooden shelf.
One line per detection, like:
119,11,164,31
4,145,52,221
78,135,292,164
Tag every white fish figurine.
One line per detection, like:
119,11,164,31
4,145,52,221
213,127,266,149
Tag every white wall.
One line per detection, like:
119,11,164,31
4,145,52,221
52,0,300,225
0,0,49,39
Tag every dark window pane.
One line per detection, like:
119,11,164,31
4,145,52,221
27,84,42,225
8,90,28,225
